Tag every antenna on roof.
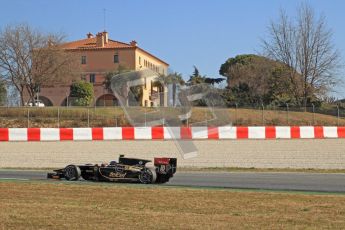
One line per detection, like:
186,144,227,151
103,8,106,31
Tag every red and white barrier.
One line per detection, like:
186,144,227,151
0,126,345,141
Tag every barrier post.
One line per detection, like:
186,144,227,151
286,103,289,125
337,104,340,126
161,108,165,127
261,103,264,125
27,108,30,128
235,103,238,125
57,107,60,128
205,108,207,126
312,103,315,125
87,107,90,127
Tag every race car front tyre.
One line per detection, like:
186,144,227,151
47,173,57,179
139,167,157,184
64,165,81,181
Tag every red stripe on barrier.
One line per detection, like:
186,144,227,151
265,126,276,139
122,127,134,140
0,128,9,141
3,126,345,141
314,126,324,138
290,126,300,139
208,127,219,139
237,127,248,139
152,127,164,139
28,128,40,141
92,128,104,140
338,127,345,138
180,127,192,139
60,128,73,141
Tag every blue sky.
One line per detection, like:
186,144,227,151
1,0,345,97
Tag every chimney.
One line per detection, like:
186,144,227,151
86,32,94,38
130,40,137,47
102,31,109,44
96,32,104,47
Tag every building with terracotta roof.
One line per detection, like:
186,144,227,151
26,31,169,107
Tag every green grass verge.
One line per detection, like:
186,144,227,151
1,180,345,229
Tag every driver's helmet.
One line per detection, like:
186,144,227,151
109,161,117,166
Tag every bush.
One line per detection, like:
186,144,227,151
70,81,94,106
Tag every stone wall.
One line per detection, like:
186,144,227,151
0,139,344,169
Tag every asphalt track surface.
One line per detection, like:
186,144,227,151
1,170,345,193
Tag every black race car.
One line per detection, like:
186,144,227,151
47,155,177,184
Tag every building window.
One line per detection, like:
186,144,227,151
139,56,141,65
90,74,95,83
114,54,119,63
81,75,87,81
81,56,86,64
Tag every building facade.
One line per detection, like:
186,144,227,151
27,31,169,107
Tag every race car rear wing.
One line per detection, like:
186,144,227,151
154,157,177,175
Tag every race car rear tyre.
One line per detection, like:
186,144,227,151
139,167,157,184
64,165,81,181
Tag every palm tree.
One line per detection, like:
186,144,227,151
103,65,131,92
155,72,185,107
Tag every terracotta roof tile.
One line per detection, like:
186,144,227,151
59,34,169,65
60,38,132,50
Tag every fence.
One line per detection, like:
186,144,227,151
0,105,344,128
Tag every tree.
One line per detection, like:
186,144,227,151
185,66,225,106
69,81,94,106
0,24,80,105
155,72,185,107
187,66,225,86
128,85,143,106
106,69,153,106
103,66,146,106
219,54,298,105
261,3,341,107
157,72,185,86
103,65,131,92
